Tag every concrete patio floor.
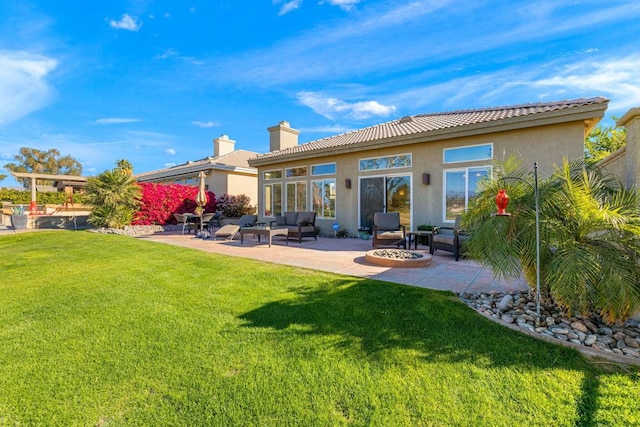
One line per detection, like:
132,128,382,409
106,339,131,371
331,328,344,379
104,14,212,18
139,231,528,295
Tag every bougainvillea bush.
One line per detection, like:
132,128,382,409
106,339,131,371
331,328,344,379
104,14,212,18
133,183,216,225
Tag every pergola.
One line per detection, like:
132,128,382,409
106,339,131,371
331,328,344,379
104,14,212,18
10,172,89,213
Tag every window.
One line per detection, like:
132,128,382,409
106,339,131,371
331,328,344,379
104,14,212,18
286,181,307,212
285,166,308,178
264,169,282,180
443,143,492,164
443,166,491,221
264,183,282,217
311,163,336,176
312,179,336,219
359,154,412,171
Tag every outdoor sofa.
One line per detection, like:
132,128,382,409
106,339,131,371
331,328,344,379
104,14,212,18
271,211,318,243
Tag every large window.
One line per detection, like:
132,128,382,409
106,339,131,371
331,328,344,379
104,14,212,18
286,181,307,212
311,163,336,176
443,144,492,164
359,154,412,171
443,166,491,221
264,169,282,180
285,166,308,178
312,179,336,219
264,183,282,217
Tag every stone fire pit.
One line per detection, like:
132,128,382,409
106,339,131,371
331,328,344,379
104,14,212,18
365,249,432,268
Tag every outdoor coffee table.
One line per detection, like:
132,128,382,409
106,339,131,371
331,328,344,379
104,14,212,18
239,226,288,248
406,229,436,250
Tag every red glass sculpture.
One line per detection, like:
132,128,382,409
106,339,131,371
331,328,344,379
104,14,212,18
495,189,509,215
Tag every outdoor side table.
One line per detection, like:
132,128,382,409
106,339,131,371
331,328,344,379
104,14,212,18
406,230,436,250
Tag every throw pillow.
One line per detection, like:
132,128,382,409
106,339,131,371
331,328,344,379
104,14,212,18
297,212,314,226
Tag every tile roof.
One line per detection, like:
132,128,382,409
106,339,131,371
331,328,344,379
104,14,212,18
136,149,258,180
250,97,608,163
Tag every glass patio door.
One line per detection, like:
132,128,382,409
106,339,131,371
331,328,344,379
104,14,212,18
359,175,411,229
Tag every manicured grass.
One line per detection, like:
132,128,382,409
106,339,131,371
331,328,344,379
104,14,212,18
0,231,638,426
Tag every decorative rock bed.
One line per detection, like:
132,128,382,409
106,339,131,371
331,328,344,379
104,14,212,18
89,225,166,236
365,249,432,268
459,290,640,363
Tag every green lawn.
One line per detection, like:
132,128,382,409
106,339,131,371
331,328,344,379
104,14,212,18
0,231,638,426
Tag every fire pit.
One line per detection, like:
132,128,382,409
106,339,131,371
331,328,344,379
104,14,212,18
365,249,432,268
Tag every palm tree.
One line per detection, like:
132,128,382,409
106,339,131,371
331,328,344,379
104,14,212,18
464,155,640,324
115,159,133,175
87,168,141,229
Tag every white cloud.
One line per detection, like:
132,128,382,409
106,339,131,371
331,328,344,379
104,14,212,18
165,148,176,155
301,124,355,134
109,14,142,31
322,0,361,11
163,13,171,19
192,120,219,128
164,162,176,168
0,50,58,126
155,49,178,60
533,55,640,112
278,0,302,16
297,91,396,120
386,53,640,118
95,118,142,124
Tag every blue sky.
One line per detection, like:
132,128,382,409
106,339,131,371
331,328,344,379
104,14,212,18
1,0,639,188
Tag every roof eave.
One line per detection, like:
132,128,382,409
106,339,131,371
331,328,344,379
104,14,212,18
136,162,257,181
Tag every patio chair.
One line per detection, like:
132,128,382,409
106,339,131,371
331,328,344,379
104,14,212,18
430,215,468,261
197,213,216,238
213,214,257,240
372,212,406,249
174,213,195,235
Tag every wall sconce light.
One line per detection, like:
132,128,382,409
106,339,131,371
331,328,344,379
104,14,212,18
345,179,352,189
422,173,431,185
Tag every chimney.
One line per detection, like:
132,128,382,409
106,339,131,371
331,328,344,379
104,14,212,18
268,121,300,152
213,134,235,157
618,108,640,189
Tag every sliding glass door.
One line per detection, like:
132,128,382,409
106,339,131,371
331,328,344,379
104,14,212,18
359,175,411,229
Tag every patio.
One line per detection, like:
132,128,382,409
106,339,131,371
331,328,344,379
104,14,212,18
139,232,528,294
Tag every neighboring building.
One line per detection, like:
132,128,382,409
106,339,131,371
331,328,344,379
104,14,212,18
597,107,640,189
136,135,259,206
248,97,609,235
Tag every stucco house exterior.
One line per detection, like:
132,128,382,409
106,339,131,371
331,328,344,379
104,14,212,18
597,107,640,189
248,97,609,235
136,134,259,207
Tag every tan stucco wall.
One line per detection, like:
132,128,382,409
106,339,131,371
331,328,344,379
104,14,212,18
598,147,626,182
211,172,258,208
256,121,587,236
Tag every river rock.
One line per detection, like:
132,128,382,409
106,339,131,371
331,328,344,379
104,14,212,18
570,321,588,333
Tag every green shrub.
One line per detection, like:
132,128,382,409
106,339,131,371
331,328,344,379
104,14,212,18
0,188,88,205
216,194,252,217
464,155,640,325
86,169,141,229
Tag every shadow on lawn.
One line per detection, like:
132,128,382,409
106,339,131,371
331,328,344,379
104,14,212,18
240,278,577,367
238,278,607,421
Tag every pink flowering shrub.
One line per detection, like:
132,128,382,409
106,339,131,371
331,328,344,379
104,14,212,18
132,183,216,225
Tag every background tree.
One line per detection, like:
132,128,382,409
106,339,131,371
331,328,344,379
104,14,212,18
4,147,83,188
0,173,6,182
115,159,133,175
463,155,640,325
584,117,626,165
86,168,141,229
